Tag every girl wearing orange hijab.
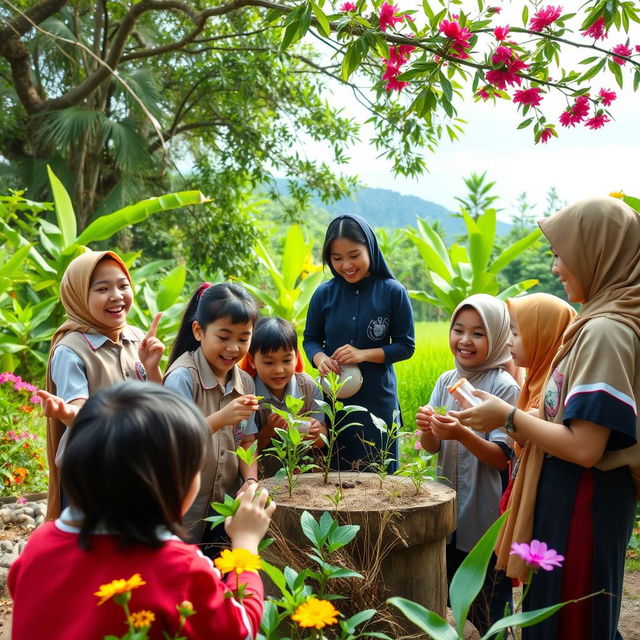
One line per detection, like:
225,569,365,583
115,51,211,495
454,197,640,640
39,250,165,519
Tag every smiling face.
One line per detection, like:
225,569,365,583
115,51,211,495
329,237,371,283
449,307,489,368
251,347,297,400
507,309,529,368
87,259,133,329
551,252,585,303
193,316,253,382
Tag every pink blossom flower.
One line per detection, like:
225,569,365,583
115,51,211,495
439,19,472,59
476,88,491,100
379,2,404,31
559,95,590,127
582,16,607,41
492,45,513,65
611,43,632,64
510,540,564,571
414,441,423,450
529,5,562,32
585,113,610,129
340,1,356,12
494,25,510,41
16,497,28,505
598,88,616,106
488,6,502,14
537,127,555,144
513,87,543,106
385,76,409,91
636,45,640,53
486,57,528,90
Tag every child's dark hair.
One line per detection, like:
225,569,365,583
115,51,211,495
61,382,210,550
249,317,298,356
322,216,368,267
169,282,258,365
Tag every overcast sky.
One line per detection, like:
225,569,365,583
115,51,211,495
303,1,640,220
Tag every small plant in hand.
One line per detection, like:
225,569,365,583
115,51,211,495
315,372,366,484
263,395,319,497
0,372,46,497
94,573,196,639
434,406,447,416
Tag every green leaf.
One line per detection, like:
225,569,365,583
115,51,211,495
387,598,458,640
156,264,186,311
342,42,365,81
76,191,209,245
497,279,539,299
310,1,331,36
47,165,76,247
300,510,321,546
482,602,570,637
0,244,32,278
489,228,541,273
343,609,377,633
450,512,508,633
260,560,289,597
517,117,534,130
622,194,640,212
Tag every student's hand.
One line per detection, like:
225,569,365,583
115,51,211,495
449,390,511,433
305,418,323,440
138,313,165,372
416,405,434,433
226,482,276,553
37,390,81,425
431,413,468,441
265,412,287,431
313,352,341,376
331,344,365,364
218,395,259,426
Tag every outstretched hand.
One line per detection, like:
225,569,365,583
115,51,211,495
138,312,165,374
37,390,80,425
449,389,511,433
226,482,276,553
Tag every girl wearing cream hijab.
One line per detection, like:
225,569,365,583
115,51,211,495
417,293,520,634
453,197,640,640
39,250,165,519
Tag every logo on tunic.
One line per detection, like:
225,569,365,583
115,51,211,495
135,361,148,381
367,316,390,341
232,421,246,445
544,368,564,418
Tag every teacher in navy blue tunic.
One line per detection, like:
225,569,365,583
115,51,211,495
303,214,415,472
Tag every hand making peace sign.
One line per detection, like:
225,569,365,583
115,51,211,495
138,312,165,378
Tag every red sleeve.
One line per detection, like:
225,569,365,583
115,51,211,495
184,552,264,640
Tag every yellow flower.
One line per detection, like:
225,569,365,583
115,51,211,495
94,573,146,606
609,191,624,199
128,610,155,628
214,548,262,574
291,598,340,629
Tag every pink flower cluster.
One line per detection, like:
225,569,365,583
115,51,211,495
529,5,562,32
510,540,564,571
439,19,472,59
599,88,616,106
513,87,543,107
340,1,356,12
0,372,40,403
493,25,510,41
5,430,37,442
611,43,632,65
486,45,529,90
379,2,405,31
559,94,590,127
382,44,415,91
582,16,607,40
538,127,555,144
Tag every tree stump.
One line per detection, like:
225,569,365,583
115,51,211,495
261,472,456,625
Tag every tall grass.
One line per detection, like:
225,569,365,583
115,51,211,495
396,321,452,424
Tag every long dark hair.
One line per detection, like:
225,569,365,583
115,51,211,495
61,382,210,550
321,216,368,267
168,282,258,366
249,316,298,356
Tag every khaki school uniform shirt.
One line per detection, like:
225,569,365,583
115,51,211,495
164,348,257,542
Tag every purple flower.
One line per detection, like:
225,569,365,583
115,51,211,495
510,540,564,571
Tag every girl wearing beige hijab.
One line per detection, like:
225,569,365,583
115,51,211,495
454,197,640,640
39,250,165,519
416,293,520,634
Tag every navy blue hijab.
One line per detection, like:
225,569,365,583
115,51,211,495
324,214,395,281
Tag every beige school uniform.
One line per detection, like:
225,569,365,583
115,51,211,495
164,348,256,542
46,326,146,519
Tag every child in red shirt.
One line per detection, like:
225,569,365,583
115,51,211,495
9,382,275,640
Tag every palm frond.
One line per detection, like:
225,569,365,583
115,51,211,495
113,69,164,119
103,118,153,174
34,107,106,150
